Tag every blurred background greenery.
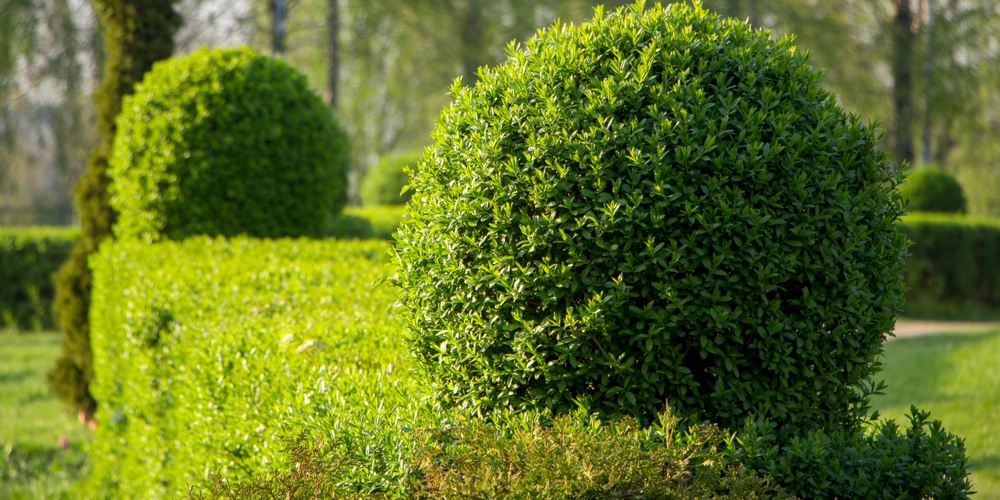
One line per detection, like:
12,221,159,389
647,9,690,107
2,0,999,220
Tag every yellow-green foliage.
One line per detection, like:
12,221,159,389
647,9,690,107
0,227,79,331
84,237,429,498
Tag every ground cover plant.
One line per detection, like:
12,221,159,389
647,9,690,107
394,0,908,434
1,329,89,499
873,328,1000,496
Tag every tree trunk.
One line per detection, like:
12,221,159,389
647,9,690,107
270,0,287,55
892,0,916,164
326,0,338,109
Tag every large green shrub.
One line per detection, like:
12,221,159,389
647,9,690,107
393,1,908,431
0,227,79,331
900,166,967,214
109,46,349,241
361,151,420,206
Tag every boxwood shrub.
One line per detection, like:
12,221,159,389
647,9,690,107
393,0,908,432
109,47,349,241
729,407,972,498
0,227,79,331
900,166,967,214
84,238,431,498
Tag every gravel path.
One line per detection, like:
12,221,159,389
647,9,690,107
891,319,1000,339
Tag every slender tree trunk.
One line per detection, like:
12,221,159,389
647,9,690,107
920,0,934,166
326,0,338,109
271,0,287,55
892,0,916,164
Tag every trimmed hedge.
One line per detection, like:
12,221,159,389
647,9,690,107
84,237,431,498
0,227,79,331
898,214,1000,316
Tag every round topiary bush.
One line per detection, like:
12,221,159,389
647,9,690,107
361,151,419,206
900,166,966,214
393,2,909,432
109,46,349,241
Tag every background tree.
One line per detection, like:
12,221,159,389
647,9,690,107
48,0,181,419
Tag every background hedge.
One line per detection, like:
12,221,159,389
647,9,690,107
898,214,1000,317
0,227,78,331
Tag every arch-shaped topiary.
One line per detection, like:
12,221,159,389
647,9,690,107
393,1,909,432
900,165,967,214
109,46,349,241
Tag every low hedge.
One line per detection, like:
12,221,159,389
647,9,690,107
84,237,432,498
0,227,79,331
730,407,972,498
898,214,1000,317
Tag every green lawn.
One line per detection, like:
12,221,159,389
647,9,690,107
874,329,1000,499
0,329,89,499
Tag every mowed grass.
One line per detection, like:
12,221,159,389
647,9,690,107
1,329,89,499
874,328,1000,499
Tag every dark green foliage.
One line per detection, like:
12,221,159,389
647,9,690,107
0,228,79,331
326,213,375,239
109,47,349,241
409,409,787,499
730,406,972,499
898,214,1000,315
49,0,180,416
344,205,407,240
393,1,909,431
900,166,967,214
361,152,420,206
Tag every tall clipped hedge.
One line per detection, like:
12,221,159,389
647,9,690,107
899,214,1000,314
109,47,349,241
49,0,180,417
0,227,78,331
393,1,908,432
85,238,425,498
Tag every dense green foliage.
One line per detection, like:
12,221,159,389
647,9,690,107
361,152,420,206
408,409,785,499
0,228,78,331
898,214,1000,316
85,238,431,498
49,0,180,417
730,407,972,498
901,166,967,214
109,47,349,241
393,1,908,431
